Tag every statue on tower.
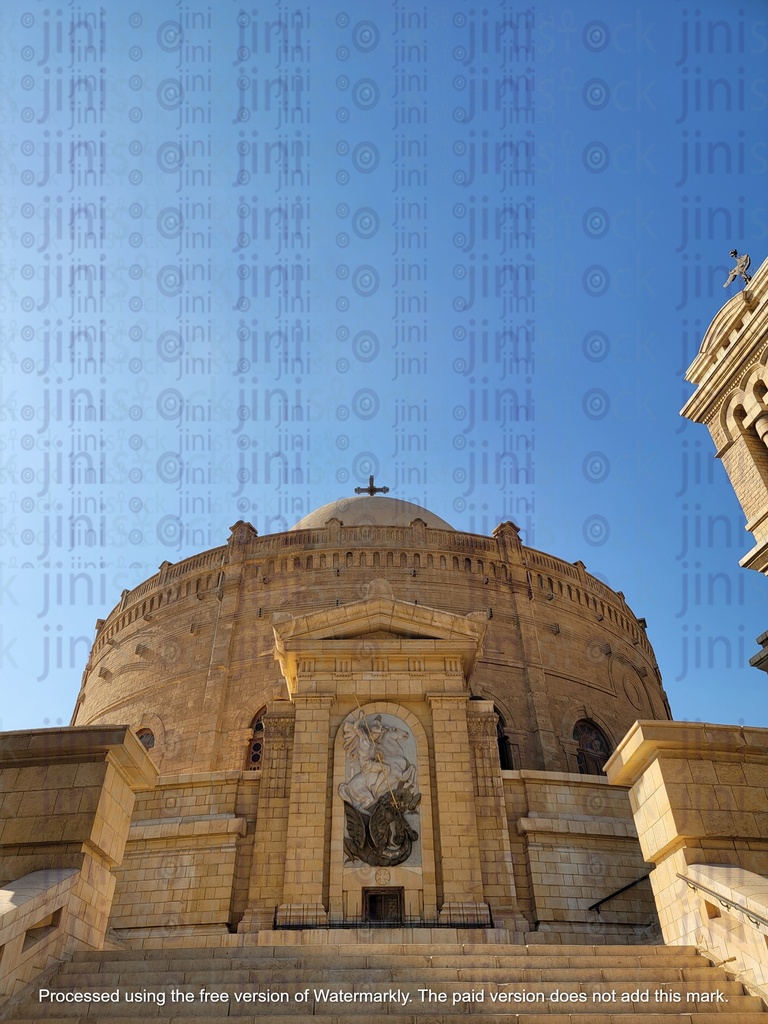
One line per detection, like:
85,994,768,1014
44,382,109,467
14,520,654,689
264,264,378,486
723,250,752,288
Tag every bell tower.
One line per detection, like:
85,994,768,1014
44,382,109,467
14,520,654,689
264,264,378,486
681,255,768,575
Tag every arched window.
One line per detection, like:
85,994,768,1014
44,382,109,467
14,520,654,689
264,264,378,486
246,710,266,770
495,708,514,770
136,728,155,750
573,719,611,775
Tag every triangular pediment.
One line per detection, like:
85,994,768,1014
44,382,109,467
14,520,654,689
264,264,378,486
362,629,415,639
272,594,486,646
271,587,487,694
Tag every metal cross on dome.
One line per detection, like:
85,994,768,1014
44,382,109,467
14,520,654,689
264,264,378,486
354,475,390,496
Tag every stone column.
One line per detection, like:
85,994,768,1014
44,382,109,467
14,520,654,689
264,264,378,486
239,703,295,932
466,700,526,932
427,695,490,925
275,695,333,927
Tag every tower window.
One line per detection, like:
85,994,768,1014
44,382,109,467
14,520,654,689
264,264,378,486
573,719,611,775
247,710,266,769
136,728,154,750
495,707,514,770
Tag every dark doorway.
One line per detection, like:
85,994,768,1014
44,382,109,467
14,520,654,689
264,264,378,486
363,887,404,925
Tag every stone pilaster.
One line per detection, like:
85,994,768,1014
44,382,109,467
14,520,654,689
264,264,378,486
504,551,565,771
239,704,295,932
427,695,490,925
466,700,525,931
191,563,243,771
275,695,333,926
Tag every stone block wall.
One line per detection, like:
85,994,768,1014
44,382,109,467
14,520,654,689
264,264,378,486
103,762,657,945
109,772,248,939
504,769,657,942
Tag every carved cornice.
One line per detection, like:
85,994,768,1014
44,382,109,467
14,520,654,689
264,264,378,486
263,713,295,738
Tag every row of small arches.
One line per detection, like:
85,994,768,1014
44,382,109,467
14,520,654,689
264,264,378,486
537,573,637,636
96,554,510,654
261,552,510,577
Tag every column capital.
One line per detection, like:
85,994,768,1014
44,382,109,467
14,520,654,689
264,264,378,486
466,711,498,743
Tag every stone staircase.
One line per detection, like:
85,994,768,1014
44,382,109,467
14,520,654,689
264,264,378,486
4,942,766,1022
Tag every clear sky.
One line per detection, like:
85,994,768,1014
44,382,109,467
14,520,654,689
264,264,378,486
1,0,766,732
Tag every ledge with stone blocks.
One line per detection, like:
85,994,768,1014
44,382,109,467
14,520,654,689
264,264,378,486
0,727,157,1004
503,768,656,937
0,725,158,784
605,720,768,786
0,726,157,880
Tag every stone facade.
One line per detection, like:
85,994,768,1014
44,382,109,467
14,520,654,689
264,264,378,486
681,254,768,675
56,496,668,945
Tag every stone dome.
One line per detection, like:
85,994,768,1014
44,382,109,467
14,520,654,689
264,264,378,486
291,494,455,531
74,494,670,785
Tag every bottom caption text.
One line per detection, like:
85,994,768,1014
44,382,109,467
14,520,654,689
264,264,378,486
38,984,729,1007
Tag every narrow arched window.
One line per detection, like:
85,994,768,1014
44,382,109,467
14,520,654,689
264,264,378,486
136,728,155,750
495,707,514,770
246,710,266,769
573,719,611,775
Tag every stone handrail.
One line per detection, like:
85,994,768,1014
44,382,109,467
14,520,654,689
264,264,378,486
679,864,768,1001
0,869,79,1005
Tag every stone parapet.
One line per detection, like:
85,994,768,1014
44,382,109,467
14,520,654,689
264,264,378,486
0,726,156,884
605,720,768,997
0,726,156,1003
86,526,654,664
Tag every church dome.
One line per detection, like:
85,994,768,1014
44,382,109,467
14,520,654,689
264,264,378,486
73,490,670,784
291,494,455,531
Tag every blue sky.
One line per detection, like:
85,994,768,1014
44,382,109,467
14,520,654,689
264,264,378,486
1,0,767,731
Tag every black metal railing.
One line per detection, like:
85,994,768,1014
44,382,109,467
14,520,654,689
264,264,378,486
588,873,650,913
678,872,768,932
273,908,494,930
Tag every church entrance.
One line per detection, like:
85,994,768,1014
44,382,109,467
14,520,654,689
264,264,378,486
363,887,404,925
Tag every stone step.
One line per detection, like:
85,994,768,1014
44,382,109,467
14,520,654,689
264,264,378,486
55,955,711,978
10,1007,768,1024
50,965,725,987
70,943,699,962
66,951,708,971
9,943,765,1023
